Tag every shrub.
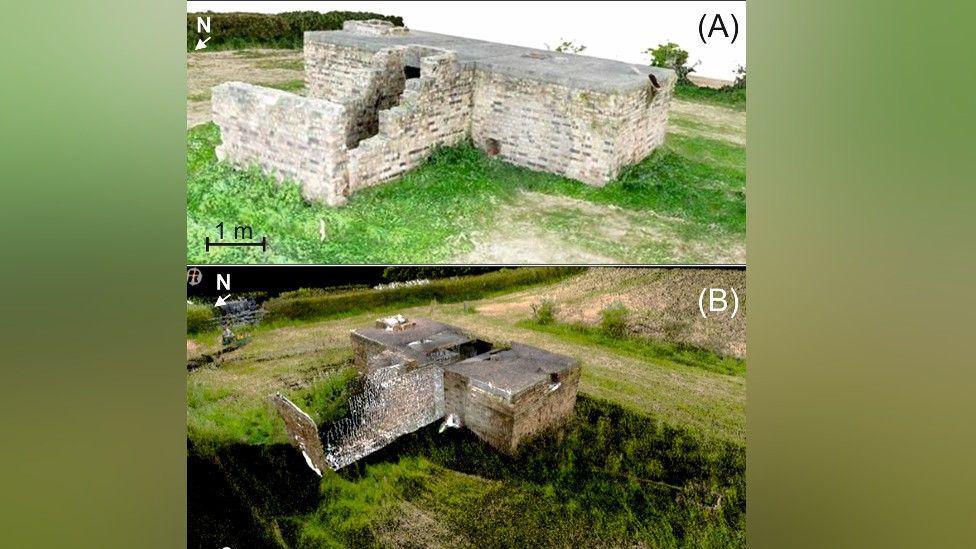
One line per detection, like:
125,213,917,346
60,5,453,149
646,42,699,83
187,302,215,334
731,65,746,89
531,298,558,325
264,268,581,322
547,39,586,54
186,11,404,51
600,301,630,338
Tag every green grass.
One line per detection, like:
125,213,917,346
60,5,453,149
517,319,746,376
232,49,289,59
186,302,215,334
258,79,304,93
187,378,284,453
186,268,578,337
254,58,304,71
187,354,356,454
187,91,211,102
187,79,302,103
187,123,744,263
192,396,744,547
264,267,581,322
675,81,746,110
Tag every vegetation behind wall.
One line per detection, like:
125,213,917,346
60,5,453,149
186,11,404,51
264,267,583,322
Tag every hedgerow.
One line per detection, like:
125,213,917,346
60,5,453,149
264,267,582,322
186,302,215,334
186,11,403,51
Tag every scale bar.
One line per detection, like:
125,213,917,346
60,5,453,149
206,236,268,252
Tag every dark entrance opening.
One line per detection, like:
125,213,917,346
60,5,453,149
486,138,500,156
404,65,421,79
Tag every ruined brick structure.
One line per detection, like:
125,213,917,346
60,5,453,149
273,316,580,473
213,19,675,206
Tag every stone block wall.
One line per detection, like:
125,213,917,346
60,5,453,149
212,82,350,206
444,363,581,454
351,331,391,374
348,50,473,192
443,373,517,452
271,393,328,476
510,365,581,449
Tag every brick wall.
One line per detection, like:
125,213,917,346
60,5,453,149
214,32,674,205
612,79,674,170
212,82,350,206
348,50,473,192
305,42,408,147
471,72,621,186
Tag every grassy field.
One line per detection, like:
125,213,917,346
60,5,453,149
518,319,746,376
187,126,744,264
187,268,746,547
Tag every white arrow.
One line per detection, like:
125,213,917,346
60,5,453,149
215,294,231,307
195,37,211,51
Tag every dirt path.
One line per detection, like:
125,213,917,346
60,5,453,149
187,49,305,128
455,191,745,264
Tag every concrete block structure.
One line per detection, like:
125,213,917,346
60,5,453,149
214,19,675,206
350,316,491,374
274,316,581,472
443,344,581,453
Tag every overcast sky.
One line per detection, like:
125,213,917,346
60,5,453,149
187,1,746,80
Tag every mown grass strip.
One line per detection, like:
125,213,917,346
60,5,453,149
517,319,745,376
674,81,746,110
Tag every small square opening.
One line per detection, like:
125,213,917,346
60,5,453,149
404,65,421,79
486,138,500,156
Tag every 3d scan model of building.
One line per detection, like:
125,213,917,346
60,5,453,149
213,19,675,206
271,315,581,473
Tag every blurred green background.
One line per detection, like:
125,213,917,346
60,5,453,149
0,0,973,548
0,0,185,547
748,0,974,547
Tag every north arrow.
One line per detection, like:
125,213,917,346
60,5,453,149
215,294,231,307
195,37,211,50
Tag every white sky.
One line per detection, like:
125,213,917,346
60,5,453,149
187,1,746,80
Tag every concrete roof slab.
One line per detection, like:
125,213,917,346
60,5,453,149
305,28,673,93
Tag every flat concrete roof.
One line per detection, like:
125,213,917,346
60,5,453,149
353,318,477,362
305,28,673,93
444,343,579,399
